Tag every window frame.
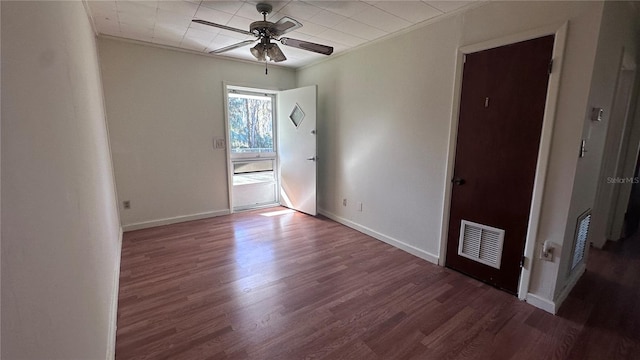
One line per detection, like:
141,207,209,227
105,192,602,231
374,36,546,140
227,88,277,160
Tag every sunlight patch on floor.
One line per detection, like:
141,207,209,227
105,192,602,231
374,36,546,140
260,209,295,217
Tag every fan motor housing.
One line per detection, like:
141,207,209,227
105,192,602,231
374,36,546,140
250,21,276,36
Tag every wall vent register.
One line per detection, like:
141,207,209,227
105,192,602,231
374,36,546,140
571,210,591,271
458,220,505,269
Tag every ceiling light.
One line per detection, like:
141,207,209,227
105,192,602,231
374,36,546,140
250,41,288,63
250,43,266,61
266,43,287,62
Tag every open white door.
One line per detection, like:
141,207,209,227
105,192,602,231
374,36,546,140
277,85,317,215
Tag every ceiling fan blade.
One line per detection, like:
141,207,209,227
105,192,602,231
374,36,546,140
210,40,256,54
272,16,302,36
280,37,334,55
192,19,253,36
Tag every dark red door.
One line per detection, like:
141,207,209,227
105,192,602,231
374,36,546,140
445,35,554,294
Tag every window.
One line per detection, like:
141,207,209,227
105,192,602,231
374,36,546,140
227,92,275,157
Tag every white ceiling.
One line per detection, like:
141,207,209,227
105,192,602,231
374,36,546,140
87,0,477,68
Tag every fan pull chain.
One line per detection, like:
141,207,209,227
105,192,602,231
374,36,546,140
265,59,268,75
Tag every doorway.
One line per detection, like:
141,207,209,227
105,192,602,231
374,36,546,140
600,67,637,241
225,85,318,215
445,35,555,294
227,89,278,211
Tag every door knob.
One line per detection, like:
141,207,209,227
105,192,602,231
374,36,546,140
452,177,465,185
306,156,317,161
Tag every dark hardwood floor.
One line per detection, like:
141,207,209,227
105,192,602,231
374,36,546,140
116,207,640,359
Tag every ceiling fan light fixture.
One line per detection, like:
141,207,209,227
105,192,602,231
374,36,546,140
250,43,266,61
266,43,286,62
193,3,333,65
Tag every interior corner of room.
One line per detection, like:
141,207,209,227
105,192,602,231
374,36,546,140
3,0,640,358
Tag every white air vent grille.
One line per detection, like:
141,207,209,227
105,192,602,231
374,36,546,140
571,210,591,271
458,220,505,269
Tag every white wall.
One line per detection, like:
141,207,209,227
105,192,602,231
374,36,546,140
587,1,640,249
556,1,640,298
1,2,121,359
98,38,296,230
297,1,605,309
299,14,461,261
0,2,3,355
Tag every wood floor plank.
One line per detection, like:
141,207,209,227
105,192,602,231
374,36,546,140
116,207,640,359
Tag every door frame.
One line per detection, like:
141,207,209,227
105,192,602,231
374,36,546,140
222,81,282,214
604,62,637,241
438,22,569,300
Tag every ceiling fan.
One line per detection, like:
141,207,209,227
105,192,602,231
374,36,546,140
192,3,334,63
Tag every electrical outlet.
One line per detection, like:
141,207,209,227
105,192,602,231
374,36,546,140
123,200,131,209
540,241,554,261
342,198,347,207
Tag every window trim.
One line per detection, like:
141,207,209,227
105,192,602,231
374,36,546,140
227,88,277,160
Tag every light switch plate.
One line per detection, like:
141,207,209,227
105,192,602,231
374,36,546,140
591,107,604,122
214,138,226,149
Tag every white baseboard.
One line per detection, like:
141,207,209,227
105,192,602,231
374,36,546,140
525,293,556,314
319,208,439,265
525,262,585,315
122,209,230,232
106,226,123,360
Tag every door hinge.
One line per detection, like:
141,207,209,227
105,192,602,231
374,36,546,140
548,59,553,75
520,255,526,268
